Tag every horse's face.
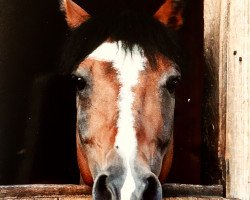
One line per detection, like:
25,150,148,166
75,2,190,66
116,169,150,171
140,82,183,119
61,0,183,199
73,42,180,199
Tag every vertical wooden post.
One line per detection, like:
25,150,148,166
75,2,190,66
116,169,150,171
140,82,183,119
224,0,250,199
203,0,226,186
204,0,250,199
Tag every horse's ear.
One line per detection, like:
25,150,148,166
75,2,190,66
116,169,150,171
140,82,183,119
153,0,183,29
61,0,90,29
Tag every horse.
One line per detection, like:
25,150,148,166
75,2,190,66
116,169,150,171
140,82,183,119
60,0,183,199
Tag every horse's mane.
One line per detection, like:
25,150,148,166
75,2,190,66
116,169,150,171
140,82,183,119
60,10,183,74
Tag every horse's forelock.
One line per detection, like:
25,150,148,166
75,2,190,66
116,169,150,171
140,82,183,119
60,10,183,75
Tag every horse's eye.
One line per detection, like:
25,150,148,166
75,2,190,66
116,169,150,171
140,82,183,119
166,76,181,94
71,75,87,91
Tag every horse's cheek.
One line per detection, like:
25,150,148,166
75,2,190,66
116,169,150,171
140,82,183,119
77,140,94,186
158,138,173,183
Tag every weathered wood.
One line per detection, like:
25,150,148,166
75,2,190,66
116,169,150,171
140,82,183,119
204,0,250,199
162,184,223,197
0,198,238,200
0,184,225,199
162,198,237,200
224,0,250,199
0,185,92,198
202,0,224,186
0,196,238,200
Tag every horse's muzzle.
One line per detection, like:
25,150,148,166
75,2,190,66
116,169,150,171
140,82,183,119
92,172,162,200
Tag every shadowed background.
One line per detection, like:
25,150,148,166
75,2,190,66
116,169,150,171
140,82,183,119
0,0,204,185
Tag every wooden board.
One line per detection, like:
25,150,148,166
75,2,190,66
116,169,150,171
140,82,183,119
203,0,227,187
202,0,225,186
222,1,250,199
204,0,250,199
0,184,231,199
1,196,237,200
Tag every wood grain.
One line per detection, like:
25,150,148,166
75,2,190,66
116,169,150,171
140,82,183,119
203,0,225,186
162,184,222,197
224,0,250,199
0,197,237,200
204,0,250,199
0,185,92,198
0,184,227,199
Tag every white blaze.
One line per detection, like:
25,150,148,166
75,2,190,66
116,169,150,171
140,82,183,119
88,42,145,200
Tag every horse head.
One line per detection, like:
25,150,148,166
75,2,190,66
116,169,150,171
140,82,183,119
60,0,183,199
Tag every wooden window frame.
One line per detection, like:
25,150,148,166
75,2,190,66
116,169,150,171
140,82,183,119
204,0,250,199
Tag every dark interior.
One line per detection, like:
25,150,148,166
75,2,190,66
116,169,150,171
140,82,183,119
0,0,204,185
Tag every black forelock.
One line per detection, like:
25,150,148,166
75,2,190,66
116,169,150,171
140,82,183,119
60,10,183,75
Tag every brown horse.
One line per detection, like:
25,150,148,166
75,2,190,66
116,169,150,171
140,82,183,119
60,0,183,199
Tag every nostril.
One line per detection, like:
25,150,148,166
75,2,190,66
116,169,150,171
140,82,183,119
93,174,111,200
142,176,162,200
